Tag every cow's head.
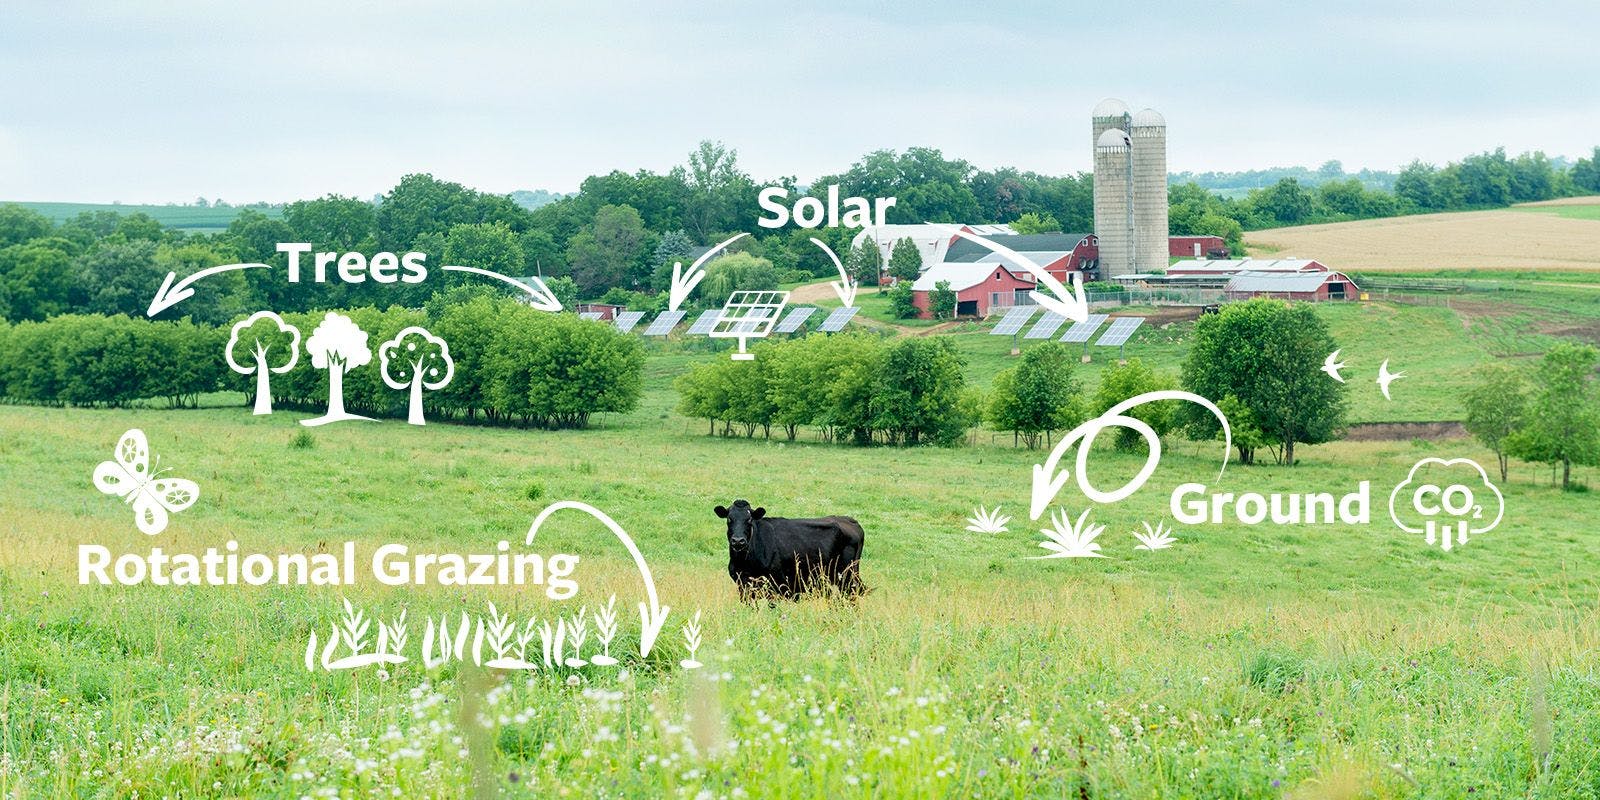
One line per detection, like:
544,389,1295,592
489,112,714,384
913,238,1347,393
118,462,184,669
714,499,765,553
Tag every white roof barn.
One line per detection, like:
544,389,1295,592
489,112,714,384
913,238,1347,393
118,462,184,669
1169,258,1327,274
851,223,1017,269
911,261,1034,292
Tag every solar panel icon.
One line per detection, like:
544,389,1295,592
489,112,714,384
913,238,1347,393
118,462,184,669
612,310,645,333
1096,316,1145,346
989,305,1038,336
774,306,818,334
1023,312,1068,340
710,290,789,360
685,309,722,335
817,306,859,333
642,309,687,336
577,311,603,321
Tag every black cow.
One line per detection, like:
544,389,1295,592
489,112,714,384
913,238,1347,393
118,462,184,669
716,499,865,601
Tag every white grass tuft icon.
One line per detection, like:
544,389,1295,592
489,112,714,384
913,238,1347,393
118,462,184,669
965,505,1012,534
1032,508,1106,559
1132,520,1178,551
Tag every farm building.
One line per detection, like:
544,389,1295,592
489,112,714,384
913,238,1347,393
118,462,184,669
573,302,625,320
1167,258,1329,276
945,233,1099,281
910,262,1036,319
1168,235,1228,258
1224,270,1359,301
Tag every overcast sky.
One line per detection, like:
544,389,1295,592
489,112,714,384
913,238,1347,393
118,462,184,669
3,1,1596,204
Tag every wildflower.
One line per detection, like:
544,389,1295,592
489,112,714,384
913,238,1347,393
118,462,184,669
566,675,581,687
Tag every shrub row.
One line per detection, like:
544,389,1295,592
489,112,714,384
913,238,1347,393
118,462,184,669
675,333,978,446
0,298,644,428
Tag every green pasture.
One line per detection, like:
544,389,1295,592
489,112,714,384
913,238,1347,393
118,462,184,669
2,296,1597,797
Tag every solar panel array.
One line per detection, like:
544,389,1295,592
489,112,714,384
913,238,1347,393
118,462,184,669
989,305,1039,336
817,306,860,333
685,309,722,335
774,306,818,334
642,309,686,336
718,307,777,335
1096,317,1146,347
1023,311,1068,340
1058,314,1109,343
612,310,645,333
577,311,603,321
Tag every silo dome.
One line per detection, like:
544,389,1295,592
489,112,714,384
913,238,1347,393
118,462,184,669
1096,128,1130,149
1092,98,1130,119
1131,108,1165,128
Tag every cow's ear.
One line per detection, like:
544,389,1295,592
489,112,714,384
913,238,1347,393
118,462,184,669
714,505,729,519
752,507,766,520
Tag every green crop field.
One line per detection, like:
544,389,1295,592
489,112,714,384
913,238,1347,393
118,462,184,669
7,201,281,232
3,296,1598,798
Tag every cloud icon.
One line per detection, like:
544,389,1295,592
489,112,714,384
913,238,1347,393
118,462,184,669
1388,457,1505,551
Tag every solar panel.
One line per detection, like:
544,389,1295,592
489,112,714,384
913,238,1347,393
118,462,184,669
642,309,686,336
1058,314,1109,343
1023,312,1067,340
577,311,603,321
710,291,790,360
817,306,860,333
612,310,644,333
774,306,818,334
1096,317,1146,347
989,305,1039,336
685,309,722,335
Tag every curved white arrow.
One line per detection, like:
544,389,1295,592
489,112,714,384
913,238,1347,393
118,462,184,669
669,233,749,312
525,501,670,658
930,225,1088,323
1030,390,1232,520
441,265,563,312
810,238,857,308
147,262,270,317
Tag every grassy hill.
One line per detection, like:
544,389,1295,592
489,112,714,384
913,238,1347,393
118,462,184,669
3,296,1598,795
7,200,281,232
1244,196,1600,273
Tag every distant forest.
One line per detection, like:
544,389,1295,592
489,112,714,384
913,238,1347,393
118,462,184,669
4,142,1597,320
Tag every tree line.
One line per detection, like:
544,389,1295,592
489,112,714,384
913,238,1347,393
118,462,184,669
0,292,643,428
5,141,1596,329
673,298,1350,460
675,333,979,447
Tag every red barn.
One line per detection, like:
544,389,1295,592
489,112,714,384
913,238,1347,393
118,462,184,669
945,233,1099,281
911,262,1037,319
1168,235,1228,259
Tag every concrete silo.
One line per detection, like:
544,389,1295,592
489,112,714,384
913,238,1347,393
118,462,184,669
1093,127,1133,278
1130,108,1168,272
1091,98,1134,278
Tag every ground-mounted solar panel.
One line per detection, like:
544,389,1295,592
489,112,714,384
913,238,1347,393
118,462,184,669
1058,314,1109,343
817,306,860,333
989,305,1039,336
612,310,645,333
685,309,722,335
1096,316,1146,347
774,306,818,333
1023,312,1067,340
642,309,686,336
710,291,790,360
577,311,603,321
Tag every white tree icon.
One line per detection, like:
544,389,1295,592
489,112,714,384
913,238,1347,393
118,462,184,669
224,311,300,415
379,326,454,426
301,312,373,427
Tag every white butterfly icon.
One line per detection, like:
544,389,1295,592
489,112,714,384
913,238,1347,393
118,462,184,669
92,428,199,535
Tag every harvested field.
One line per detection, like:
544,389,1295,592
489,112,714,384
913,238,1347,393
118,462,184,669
1245,197,1600,272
